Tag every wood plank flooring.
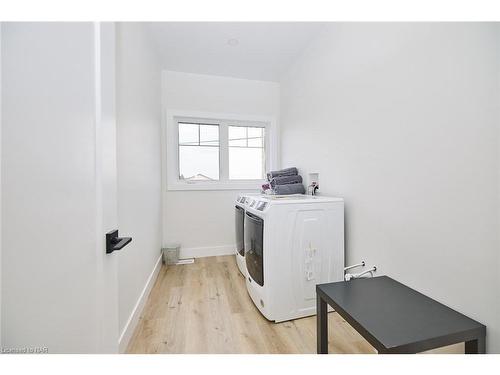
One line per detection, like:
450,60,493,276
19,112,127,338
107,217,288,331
126,255,462,354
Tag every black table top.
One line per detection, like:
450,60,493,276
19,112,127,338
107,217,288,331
317,276,485,352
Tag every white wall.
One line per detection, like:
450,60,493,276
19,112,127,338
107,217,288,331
280,23,500,352
162,71,280,255
1,22,111,353
115,23,163,349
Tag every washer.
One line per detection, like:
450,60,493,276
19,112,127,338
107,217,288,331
234,193,260,277
234,194,247,277
244,195,344,322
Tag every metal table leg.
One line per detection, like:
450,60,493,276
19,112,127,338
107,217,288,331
317,294,328,354
465,336,486,354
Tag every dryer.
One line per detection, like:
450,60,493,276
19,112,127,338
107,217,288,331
244,195,344,322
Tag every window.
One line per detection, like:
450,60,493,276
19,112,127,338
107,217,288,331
178,123,220,181
229,126,265,180
166,111,277,190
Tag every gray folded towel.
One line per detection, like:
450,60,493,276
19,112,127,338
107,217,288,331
267,167,298,181
273,183,305,195
270,175,303,189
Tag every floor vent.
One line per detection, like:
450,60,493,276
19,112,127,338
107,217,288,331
174,258,195,265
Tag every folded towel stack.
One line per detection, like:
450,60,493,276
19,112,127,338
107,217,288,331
266,167,298,181
264,167,305,195
273,183,305,195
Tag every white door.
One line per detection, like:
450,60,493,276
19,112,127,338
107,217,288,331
1,22,120,353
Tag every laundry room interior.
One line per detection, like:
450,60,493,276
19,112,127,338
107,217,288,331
1,20,500,357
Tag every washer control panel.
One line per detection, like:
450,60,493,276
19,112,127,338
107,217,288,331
248,199,268,211
256,202,268,211
241,196,269,211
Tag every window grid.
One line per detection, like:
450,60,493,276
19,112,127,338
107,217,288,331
175,117,269,185
178,122,220,147
228,126,265,149
178,122,220,181
228,125,265,180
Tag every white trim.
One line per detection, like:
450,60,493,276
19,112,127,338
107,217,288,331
93,22,107,352
94,22,120,354
165,109,278,191
118,253,163,353
179,245,235,259
0,23,3,347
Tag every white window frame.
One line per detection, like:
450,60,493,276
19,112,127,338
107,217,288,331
165,109,278,191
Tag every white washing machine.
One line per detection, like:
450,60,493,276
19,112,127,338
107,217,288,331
234,193,260,277
234,195,247,277
244,195,344,322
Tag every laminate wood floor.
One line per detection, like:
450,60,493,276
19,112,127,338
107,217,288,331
126,255,462,354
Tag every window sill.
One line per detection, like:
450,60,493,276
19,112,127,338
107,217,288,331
167,180,265,191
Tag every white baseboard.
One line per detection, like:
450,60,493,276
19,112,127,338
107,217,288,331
118,253,163,353
179,244,235,259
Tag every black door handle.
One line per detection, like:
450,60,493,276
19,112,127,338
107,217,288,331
106,229,132,254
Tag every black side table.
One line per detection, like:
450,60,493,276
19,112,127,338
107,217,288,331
317,276,486,354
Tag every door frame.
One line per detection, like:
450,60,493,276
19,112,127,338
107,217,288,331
93,22,119,353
